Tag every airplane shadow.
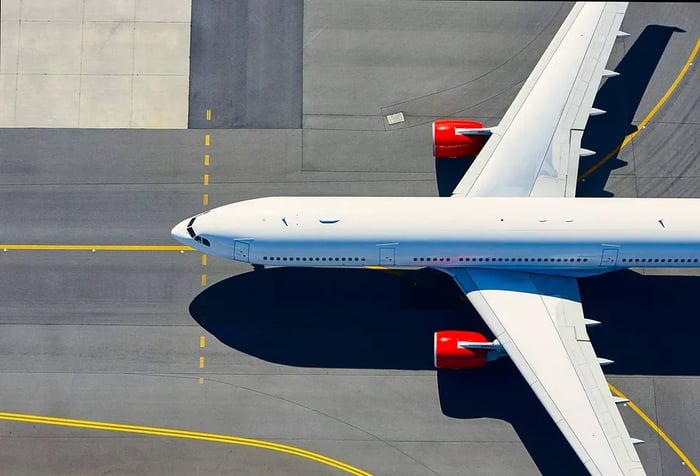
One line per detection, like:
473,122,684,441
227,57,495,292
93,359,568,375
578,24,684,197
191,267,700,475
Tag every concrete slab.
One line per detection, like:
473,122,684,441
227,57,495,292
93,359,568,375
132,75,189,128
0,0,21,20
0,0,192,128
134,22,191,75
84,0,135,22
0,20,20,73
134,0,191,22
79,75,132,127
18,21,82,74
0,74,17,126
81,22,134,75
15,74,80,127
20,0,83,21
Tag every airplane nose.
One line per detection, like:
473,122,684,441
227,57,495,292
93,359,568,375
171,219,190,244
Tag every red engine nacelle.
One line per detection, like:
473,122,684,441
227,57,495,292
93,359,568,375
433,120,487,158
434,330,489,369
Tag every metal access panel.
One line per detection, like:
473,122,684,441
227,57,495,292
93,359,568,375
234,241,250,262
379,248,395,266
601,248,618,266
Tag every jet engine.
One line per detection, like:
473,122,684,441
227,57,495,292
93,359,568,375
434,330,504,369
432,120,490,158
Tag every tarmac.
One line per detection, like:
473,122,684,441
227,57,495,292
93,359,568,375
0,2,699,475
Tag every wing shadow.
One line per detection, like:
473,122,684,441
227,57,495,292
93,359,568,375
577,25,684,197
437,365,588,476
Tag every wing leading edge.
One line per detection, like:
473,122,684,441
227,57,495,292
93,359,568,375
451,2,628,198
442,268,645,475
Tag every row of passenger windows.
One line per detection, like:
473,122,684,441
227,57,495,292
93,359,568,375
622,258,698,263
412,257,589,263
263,256,366,262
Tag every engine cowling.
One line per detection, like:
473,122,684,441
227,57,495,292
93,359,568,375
434,330,489,369
433,120,487,158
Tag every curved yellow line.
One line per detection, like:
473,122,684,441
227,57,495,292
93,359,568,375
578,37,700,182
0,412,372,476
0,245,192,251
608,384,699,475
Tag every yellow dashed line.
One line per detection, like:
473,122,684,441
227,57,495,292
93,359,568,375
0,245,192,251
201,274,207,286
200,336,206,348
198,377,204,385
206,109,212,121
203,194,209,206
579,37,700,182
608,383,699,475
204,134,210,147
201,255,207,266
199,356,205,369
204,154,210,166
0,412,372,476
203,174,209,186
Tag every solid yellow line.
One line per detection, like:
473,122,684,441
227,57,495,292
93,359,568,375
199,356,205,369
203,194,209,206
200,336,205,348
204,174,209,186
204,154,210,166
204,134,210,147
579,38,700,182
201,274,207,286
201,255,207,266
0,244,192,251
206,109,211,121
608,383,700,475
0,412,372,476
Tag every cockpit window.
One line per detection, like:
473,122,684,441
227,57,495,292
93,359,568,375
187,226,196,238
201,238,210,247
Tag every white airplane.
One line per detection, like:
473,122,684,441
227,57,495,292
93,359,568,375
171,3,690,474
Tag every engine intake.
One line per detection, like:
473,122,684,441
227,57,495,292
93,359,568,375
434,330,503,369
433,120,490,158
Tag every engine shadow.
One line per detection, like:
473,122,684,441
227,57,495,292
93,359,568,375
577,25,683,197
435,156,475,197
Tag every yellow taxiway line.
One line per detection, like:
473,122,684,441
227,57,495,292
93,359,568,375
0,412,372,476
609,384,699,475
0,244,192,251
578,37,700,182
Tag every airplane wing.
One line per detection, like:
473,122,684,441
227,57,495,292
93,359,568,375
450,2,628,198
440,3,647,474
442,268,645,476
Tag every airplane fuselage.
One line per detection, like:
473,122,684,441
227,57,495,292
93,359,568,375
173,197,700,277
